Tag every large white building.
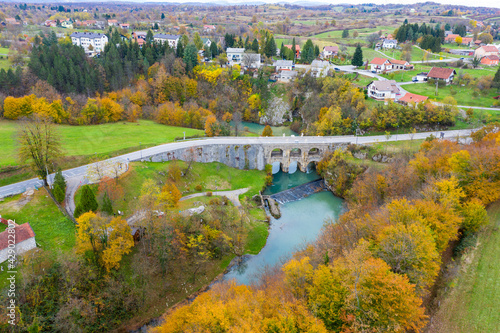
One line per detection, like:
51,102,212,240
70,32,108,54
153,34,180,48
226,48,246,66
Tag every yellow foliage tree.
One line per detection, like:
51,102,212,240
76,212,133,272
261,125,273,137
205,115,217,137
455,36,463,45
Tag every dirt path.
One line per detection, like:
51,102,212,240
179,188,249,207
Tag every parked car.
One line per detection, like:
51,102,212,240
334,67,340,71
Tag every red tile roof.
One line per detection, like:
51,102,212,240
285,45,300,51
399,93,428,104
427,67,456,80
323,46,339,52
370,57,389,65
481,46,499,53
0,223,35,250
390,59,409,65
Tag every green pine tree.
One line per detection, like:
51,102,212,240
183,43,199,72
351,44,363,67
251,38,259,53
494,67,500,91
342,29,349,38
101,192,113,215
74,185,98,218
291,38,296,61
52,169,66,203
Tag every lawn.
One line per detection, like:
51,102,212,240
0,58,10,70
0,190,76,288
403,82,498,107
0,47,9,54
428,201,500,333
77,160,268,218
0,120,204,168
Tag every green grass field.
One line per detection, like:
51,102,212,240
403,83,498,107
0,47,9,55
429,201,500,332
0,120,204,168
0,190,76,288
0,58,10,70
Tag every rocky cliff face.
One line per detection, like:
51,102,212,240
260,97,292,126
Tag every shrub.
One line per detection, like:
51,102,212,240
195,184,202,191
206,191,213,197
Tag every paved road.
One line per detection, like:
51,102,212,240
0,130,476,200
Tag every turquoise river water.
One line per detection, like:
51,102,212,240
223,169,343,285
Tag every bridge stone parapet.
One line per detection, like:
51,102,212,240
141,140,348,173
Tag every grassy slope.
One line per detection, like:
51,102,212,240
0,58,10,70
0,120,204,168
0,190,76,288
429,201,500,333
403,83,498,107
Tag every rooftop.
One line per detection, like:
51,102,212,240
71,32,107,39
427,67,456,79
0,222,35,250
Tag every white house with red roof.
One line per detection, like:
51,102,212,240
427,67,456,85
369,57,392,73
0,217,37,264
398,93,428,106
391,59,413,70
322,45,339,58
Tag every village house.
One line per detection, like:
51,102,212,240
369,57,392,73
427,67,456,85
5,18,19,25
481,55,499,66
322,45,339,58
390,59,413,70
382,39,398,49
119,23,130,29
310,60,330,78
444,34,460,43
273,59,294,71
70,32,109,54
203,25,216,33
107,19,118,27
474,45,499,58
61,20,73,29
367,80,400,100
201,38,212,48
153,34,180,48
44,20,57,27
278,70,298,83
0,218,37,264
226,48,246,65
398,93,428,106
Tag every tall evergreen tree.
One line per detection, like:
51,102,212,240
302,39,315,63
351,44,363,67
52,168,66,203
74,185,98,218
183,43,199,72
342,29,349,38
493,67,500,91
291,38,296,61
210,41,218,58
280,42,286,59
176,41,184,58
251,38,259,53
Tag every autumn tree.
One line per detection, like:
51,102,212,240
261,125,273,137
76,212,134,272
18,115,62,186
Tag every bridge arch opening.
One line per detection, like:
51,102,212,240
306,161,317,173
308,148,320,156
271,148,283,158
271,161,282,174
290,148,301,158
289,161,298,174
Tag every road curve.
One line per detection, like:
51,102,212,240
0,130,475,199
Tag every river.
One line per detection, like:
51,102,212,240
231,121,298,137
223,169,344,285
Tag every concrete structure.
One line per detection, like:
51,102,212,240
227,48,246,65
0,218,36,263
153,34,180,48
143,141,343,173
474,45,499,58
367,80,400,100
70,32,108,54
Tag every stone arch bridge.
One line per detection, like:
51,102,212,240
144,139,348,173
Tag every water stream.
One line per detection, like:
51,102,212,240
223,169,344,285
231,121,298,137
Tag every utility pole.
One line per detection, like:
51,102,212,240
435,79,438,96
